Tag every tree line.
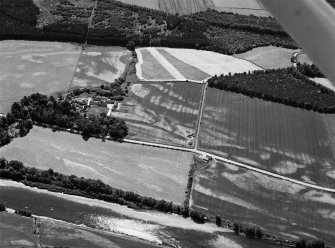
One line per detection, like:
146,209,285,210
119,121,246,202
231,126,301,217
0,0,297,55
208,67,335,114
0,158,186,216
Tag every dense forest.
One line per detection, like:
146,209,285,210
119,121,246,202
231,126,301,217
297,63,325,78
208,68,335,113
0,0,297,54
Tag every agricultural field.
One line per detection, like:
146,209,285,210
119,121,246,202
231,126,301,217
234,46,298,69
112,82,203,147
208,0,271,17
190,161,335,245
198,88,335,188
0,40,81,113
0,126,192,204
312,78,335,91
136,48,261,82
117,0,208,15
72,46,131,88
0,212,35,247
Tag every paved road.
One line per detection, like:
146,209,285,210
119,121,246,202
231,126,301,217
122,138,335,193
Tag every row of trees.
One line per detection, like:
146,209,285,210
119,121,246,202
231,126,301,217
208,68,335,113
10,93,128,139
0,158,185,216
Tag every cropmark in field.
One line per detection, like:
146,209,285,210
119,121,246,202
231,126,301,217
136,48,261,82
191,161,335,245
0,40,81,113
112,82,203,147
199,88,335,188
71,46,131,88
0,126,192,203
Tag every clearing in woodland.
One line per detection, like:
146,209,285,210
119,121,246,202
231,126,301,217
191,161,335,245
234,46,299,69
0,40,81,113
136,48,261,82
199,88,335,188
71,46,131,88
112,82,203,147
0,126,192,203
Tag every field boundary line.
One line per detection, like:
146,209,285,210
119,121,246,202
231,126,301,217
195,82,207,150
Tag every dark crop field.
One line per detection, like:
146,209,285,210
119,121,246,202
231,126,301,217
191,161,335,245
199,88,335,188
113,82,204,147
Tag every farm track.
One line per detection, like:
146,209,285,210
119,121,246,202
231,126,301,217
122,138,335,193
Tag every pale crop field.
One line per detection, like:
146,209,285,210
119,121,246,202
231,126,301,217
234,46,299,69
0,40,81,113
72,46,131,88
199,88,335,188
136,48,261,82
209,0,271,17
112,82,203,147
117,0,208,15
0,126,192,204
191,161,335,245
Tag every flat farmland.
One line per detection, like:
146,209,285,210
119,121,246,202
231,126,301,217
0,40,81,113
209,0,271,17
72,46,131,88
0,126,192,203
199,88,335,188
113,82,203,147
136,48,261,82
234,46,299,69
191,161,335,245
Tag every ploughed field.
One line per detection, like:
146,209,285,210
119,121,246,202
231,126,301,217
72,46,131,88
0,126,192,203
136,47,261,82
113,82,203,147
191,161,335,245
199,88,335,188
0,40,81,113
